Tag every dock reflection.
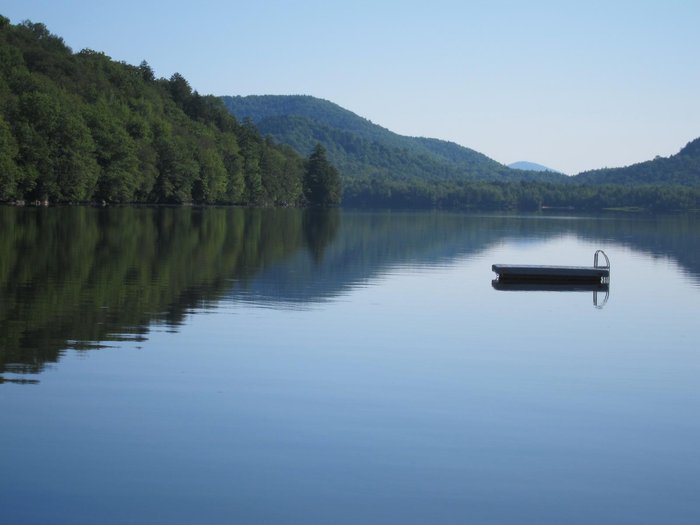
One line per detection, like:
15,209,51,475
491,280,610,308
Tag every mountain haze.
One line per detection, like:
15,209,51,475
221,95,567,184
509,161,563,174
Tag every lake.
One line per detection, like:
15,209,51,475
1,207,699,524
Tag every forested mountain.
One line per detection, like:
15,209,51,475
221,95,567,184
0,17,307,205
574,138,700,185
221,95,700,210
223,94,700,189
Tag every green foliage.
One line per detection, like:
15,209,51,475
0,115,19,200
0,18,306,205
11,89,99,201
303,144,342,207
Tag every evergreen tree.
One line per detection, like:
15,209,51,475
303,144,341,207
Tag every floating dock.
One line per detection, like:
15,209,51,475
492,250,610,284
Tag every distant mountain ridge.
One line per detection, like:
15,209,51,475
221,95,567,184
508,161,562,174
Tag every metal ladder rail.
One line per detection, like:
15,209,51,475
594,249,610,269
594,249,611,285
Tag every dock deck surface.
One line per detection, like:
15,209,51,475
492,264,609,283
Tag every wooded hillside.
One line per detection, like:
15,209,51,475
0,17,305,205
221,95,568,184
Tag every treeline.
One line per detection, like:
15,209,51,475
343,178,700,211
575,138,700,186
0,17,307,205
1,17,696,212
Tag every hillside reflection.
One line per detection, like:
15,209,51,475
0,207,327,381
1,207,698,381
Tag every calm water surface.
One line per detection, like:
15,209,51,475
1,207,699,524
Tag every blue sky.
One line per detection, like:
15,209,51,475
2,0,699,174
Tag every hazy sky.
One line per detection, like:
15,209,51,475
2,0,699,174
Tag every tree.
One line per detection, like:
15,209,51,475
0,116,19,201
239,119,263,204
168,73,192,108
303,144,341,207
138,60,154,82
